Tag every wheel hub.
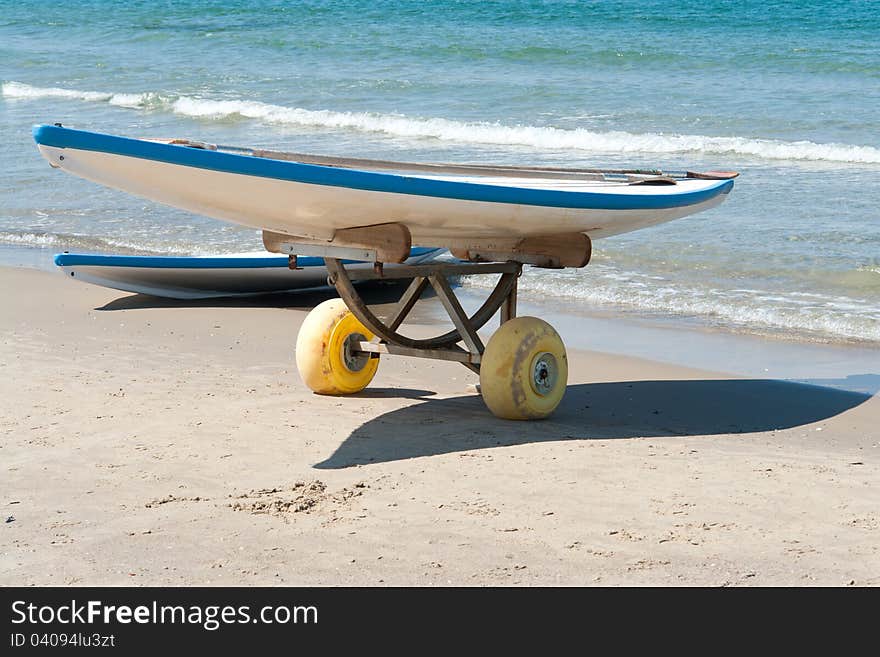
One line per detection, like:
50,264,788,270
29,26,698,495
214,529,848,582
531,352,558,396
342,333,370,372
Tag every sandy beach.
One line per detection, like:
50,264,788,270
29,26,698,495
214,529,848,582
1,265,878,586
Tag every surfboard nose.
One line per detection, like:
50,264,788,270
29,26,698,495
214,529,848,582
33,125,70,168
32,123,64,146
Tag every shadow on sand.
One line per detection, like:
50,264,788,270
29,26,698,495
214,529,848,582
314,378,873,469
90,285,876,470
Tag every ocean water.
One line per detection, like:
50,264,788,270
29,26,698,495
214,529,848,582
1,0,878,343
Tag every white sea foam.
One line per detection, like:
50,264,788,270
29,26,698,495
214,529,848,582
0,230,195,255
1,81,153,109
462,266,880,343
2,81,112,102
107,92,152,109
5,81,880,164
0,231,65,247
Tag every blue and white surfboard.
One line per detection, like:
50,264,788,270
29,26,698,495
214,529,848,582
54,248,441,299
34,125,736,248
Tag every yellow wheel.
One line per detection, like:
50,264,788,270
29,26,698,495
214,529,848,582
296,299,379,395
479,317,567,420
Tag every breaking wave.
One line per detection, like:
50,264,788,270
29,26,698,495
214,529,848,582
1,81,150,109
5,81,880,164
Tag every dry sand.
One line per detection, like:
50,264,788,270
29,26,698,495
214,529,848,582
1,266,878,586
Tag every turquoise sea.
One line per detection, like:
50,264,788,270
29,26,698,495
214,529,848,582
2,0,879,343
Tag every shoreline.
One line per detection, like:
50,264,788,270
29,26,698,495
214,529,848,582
3,242,879,394
2,264,878,586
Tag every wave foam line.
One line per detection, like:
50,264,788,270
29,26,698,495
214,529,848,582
461,268,880,343
5,81,880,164
0,230,195,255
1,81,152,109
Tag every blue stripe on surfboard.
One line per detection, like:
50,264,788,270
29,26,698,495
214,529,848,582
53,247,438,269
33,125,735,210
